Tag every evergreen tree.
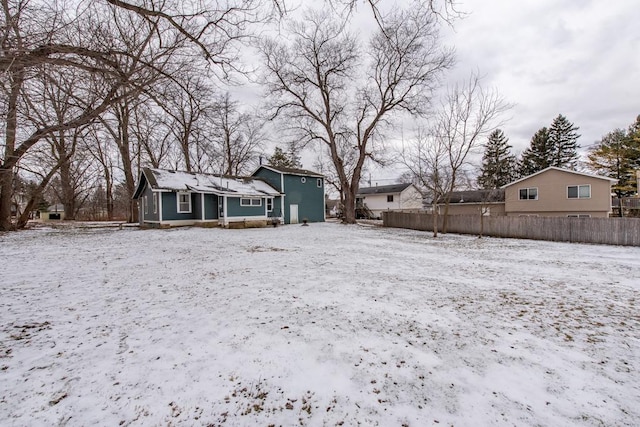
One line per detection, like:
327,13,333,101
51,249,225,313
518,114,581,177
477,129,517,188
518,127,553,176
267,146,301,168
588,116,640,197
548,114,580,169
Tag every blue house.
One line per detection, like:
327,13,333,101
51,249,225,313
252,165,325,224
132,168,281,228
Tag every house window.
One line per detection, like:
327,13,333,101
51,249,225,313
519,188,538,200
143,196,148,214
317,178,322,188
568,214,591,218
177,192,191,213
240,198,262,207
387,195,394,202
152,193,158,214
266,198,273,212
568,185,590,199
301,177,307,183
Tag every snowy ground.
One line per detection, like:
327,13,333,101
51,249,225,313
1,222,639,426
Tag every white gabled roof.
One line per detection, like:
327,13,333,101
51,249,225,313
501,166,618,189
147,168,280,197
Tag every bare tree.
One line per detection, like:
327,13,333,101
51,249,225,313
18,64,100,220
261,6,453,223
0,0,270,230
399,127,451,237
436,73,510,232
0,1,180,229
209,92,266,176
84,126,118,220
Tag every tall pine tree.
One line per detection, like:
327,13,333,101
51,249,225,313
548,114,580,169
477,129,517,188
518,114,581,176
518,127,553,176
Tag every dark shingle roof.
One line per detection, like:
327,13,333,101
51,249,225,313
357,183,413,195
437,189,505,204
259,165,323,177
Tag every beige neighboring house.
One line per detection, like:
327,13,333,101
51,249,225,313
502,167,617,218
356,183,423,219
436,189,506,216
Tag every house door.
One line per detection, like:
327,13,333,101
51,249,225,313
290,204,299,224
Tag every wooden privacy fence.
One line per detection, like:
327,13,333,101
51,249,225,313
382,212,640,246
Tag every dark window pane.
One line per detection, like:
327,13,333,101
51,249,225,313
519,189,527,200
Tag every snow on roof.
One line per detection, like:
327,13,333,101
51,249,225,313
148,168,280,197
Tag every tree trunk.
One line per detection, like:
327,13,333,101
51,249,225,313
0,70,24,231
59,146,76,220
342,187,357,224
442,201,450,233
432,201,438,238
0,169,14,231
181,132,192,172
115,103,138,223
16,165,60,229
105,165,114,220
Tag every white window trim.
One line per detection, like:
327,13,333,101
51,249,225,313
568,214,591,218
301,177,307,183
177,192,192,213
316,178,322,188
143,196,148,215
567,184,591,199
266,198,273,212
519,187,538,200
152,193,158,214
240,198,262,207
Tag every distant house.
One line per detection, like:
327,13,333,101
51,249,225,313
356,183,423,219
252,165,325,224
435,189,506,216
502,167,616,218
435,167,616,218
133,168,280,228
40,204,65,221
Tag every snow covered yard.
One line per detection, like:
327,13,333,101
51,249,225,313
1,222,639,426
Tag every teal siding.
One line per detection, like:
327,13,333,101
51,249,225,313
193,193,203,219
269,196,283,219
204,194,218,219
162,192,197,221
254,167,282,191
283,175,325,223
251,167,325,223
227,197,267,218
140,184,160,223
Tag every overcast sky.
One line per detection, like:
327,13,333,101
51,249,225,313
439,0,639,154
241,1,639,181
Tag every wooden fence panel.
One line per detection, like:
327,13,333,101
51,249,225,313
382,212,640,246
